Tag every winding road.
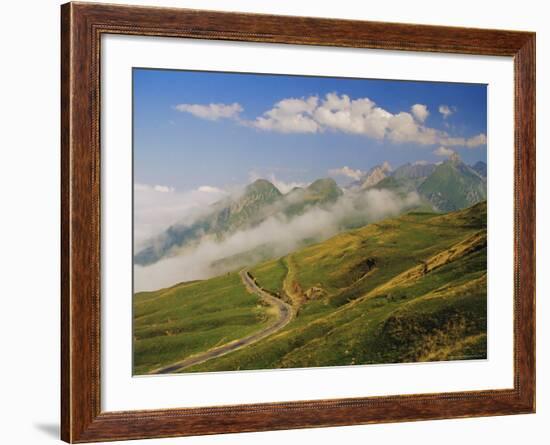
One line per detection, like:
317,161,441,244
151,269,293,374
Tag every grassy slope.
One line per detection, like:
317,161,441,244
418,162,486,211
133,273,275,374
186,201,487,372
250,258,288,296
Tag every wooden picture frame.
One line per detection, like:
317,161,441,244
61,2,536,442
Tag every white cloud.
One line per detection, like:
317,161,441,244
153,184,174,193
328,166,364,181
175,95,485,149
439,104,455,119
174,102,243,121
411,104,429,123
134,183,150,191
197,185,226,194
312,93,391,139
135,183,174,193
433,146,455,157
249,96,320,133
440,133,487,148
134,188,422,291
133,183,228,250
465,133,487,148
270,177,307,194
245,93,484,148
387,112,439,145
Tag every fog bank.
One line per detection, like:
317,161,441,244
134,188,421,292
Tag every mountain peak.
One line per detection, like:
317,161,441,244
302,178,343,202
307,177,338,191
244,179,282,196
361,162,392,188
418,159,486,212
449,152,462,163
393,162,436,180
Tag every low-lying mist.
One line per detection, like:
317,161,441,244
134,188,421,292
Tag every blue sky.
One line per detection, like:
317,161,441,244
133,68,487,191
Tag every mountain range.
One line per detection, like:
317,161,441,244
135,156,486,267
358,156,486,212
134,177,344,266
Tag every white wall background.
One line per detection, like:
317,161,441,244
0,1,546,444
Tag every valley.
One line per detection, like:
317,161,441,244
134,200,487,374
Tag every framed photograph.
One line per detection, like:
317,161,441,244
61,2,535,442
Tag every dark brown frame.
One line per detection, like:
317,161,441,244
61,2,536,442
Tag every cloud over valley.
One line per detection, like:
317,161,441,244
134,183,422,291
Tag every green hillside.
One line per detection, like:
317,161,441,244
250,257,288,297
133,273,276,374
418,160,486,211
133,201,487,374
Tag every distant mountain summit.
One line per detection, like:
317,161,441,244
418,158,486,212
361,161,392,188
359,156,486,213
449,151,462,163
284,178,343,217
393,162,437,180
307,178,343,200
226,179,282,228
243,179,282,198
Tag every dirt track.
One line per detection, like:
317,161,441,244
151,269,293,374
